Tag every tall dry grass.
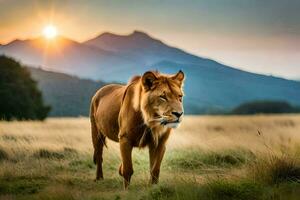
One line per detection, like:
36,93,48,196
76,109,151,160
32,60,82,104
0,114,300,199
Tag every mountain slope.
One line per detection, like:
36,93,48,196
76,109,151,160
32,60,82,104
150,61,300,113
27,67,106,116
28,63,300,115
83,31,300,113
1,36,140,80
1,31,300,114
84,30,210,66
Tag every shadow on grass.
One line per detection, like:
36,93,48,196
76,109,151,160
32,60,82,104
0,146,9,161
123,179,263,200
250,154,300,185
127,179,300,200
165,148,256,170
33,147,78,160
0,176,47,195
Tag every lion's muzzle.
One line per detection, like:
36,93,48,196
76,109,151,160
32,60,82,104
160,111,183,128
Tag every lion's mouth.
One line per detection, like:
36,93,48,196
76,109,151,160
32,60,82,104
149,115,182,128
160,120,180,125
163,121,181,128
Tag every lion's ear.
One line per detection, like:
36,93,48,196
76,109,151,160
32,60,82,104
172,70,185,83
142,71,158,90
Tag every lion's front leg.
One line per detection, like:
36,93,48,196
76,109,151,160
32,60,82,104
149,130,171,184
149,142,166,184
119,136,133,189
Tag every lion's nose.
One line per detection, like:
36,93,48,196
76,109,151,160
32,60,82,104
172,111,183,119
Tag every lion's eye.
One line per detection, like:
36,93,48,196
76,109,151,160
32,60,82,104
160,95,167,101
179,95,183,102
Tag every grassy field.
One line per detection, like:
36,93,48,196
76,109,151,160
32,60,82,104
0,115,300,200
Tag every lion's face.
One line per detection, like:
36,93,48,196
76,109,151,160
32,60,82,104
140,70,185,129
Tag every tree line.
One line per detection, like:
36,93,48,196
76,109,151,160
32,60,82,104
0,55,50,120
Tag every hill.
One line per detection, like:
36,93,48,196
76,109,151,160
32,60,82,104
151,61,300,113
231,100,300,114
84,30,205,66
1,30,300,113
27,67,106,116
1,36,140,80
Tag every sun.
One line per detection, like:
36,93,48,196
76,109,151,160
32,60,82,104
43,25,57,39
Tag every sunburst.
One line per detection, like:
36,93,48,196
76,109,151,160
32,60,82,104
43,25,57,39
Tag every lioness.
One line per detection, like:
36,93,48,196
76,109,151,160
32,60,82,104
90,70,184,188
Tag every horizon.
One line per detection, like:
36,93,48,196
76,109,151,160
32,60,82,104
1,0,300,80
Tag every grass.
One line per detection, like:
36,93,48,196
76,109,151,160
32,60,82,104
166,148,255,171
0,177,47,195
33,147,78,160
0,147,9,161
204,180,263,200
0,115,300,199
251,154,300,185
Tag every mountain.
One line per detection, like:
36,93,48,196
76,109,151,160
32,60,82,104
84,30,206,66
27,67,106,116
28,64,300,116
1,31,300,114
83,31,300,112
151,61,300,113
0,36,140,80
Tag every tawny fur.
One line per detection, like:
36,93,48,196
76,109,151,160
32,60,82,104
90,70,184,188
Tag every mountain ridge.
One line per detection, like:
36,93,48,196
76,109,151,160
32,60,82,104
27,67,106,116
0,35,141,80
84,30,209,66
1,30,300,114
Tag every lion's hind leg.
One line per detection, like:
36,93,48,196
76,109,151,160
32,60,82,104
91,116,106,180
93,133,106,180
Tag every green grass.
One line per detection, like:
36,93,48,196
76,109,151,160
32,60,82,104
1,147,300,199
204,179,263,200
165,148,255,171
251,154,300,185
0,177,47,195
1,114,300,199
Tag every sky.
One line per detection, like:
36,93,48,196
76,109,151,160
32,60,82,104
0,0,299,80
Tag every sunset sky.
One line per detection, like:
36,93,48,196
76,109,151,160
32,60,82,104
1,0,299,79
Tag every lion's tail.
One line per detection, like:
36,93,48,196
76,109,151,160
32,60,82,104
90,100,107,165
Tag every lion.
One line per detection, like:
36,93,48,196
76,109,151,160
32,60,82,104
90,70,185,189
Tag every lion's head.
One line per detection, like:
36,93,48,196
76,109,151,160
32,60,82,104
140,70,185,129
